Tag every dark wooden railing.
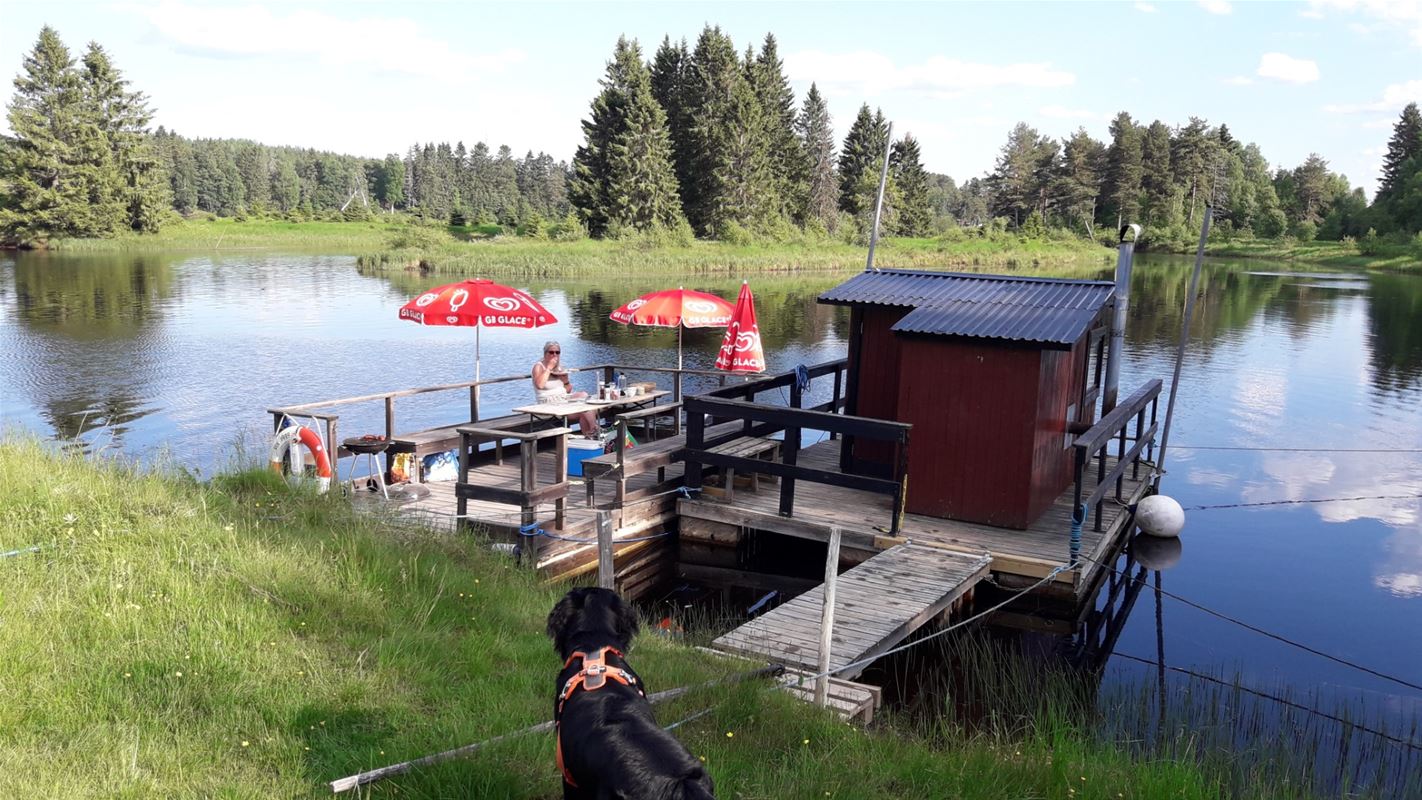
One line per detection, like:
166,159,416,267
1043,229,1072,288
1072,378,1163,535
455,425,571,565
681,359,911,534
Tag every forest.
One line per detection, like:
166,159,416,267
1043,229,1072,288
2,24,1420,253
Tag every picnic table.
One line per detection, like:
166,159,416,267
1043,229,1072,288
512,390,670,429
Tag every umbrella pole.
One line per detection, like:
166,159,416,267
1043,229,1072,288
475,325,481,413
678,325,683,372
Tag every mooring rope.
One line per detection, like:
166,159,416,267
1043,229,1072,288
1113,652,1422,752
1078,552,1422,694
1173,445,1422,453
1186,493,1422,511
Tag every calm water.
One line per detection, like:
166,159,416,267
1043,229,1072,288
3,250,1420,760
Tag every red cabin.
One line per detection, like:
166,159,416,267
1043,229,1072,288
819,269,1114,530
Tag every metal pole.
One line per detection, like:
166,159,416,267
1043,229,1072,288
474,325,481,408
1155,206,1212,483
815,527,842,707
1101,224,1141,416
865,122,894,273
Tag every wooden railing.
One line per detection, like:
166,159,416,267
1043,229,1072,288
1071,379,1163,537
681,359,911,534
455,425,571,565
265,362,734,459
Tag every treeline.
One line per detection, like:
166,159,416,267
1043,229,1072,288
565,28,936,241
149,132,571,226
970,108,1422,249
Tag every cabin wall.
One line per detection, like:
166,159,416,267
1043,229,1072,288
846,304,911,473
895,337,1040,528
1028,340,1088,523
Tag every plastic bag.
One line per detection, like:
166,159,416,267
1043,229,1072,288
422,449,459,482
390,452,415,483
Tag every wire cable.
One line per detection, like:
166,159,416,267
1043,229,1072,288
1186,493,1422,511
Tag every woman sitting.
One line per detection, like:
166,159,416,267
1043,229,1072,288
532,341,600,438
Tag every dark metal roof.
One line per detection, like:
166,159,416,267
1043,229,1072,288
818,269,1114,347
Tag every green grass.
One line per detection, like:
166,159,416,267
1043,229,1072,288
50,217,406,253
1182,238,1422,271
0,438,1363,798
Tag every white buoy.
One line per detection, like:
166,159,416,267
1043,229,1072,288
1135,494,1185,539
1131,534,1183,570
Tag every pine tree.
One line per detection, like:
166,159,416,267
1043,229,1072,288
1057,128,1106,239
605,81,685,232
1139,120,1175,228
751,33,804,221
80,41,168,232
1377,102,1421,204
1101,111,1143,229
568,37,649,236
0,27,119,242
986,123,1048,226
838,104,888,216
374,153,405,210
1291,153,1332,224
890,134,932,236
682,26,743,234
795,83,837,229
650,37,695,213
1170,117,1216,224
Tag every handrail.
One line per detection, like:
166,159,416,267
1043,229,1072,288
686,395,908,443
1073,379,1162,454
1070,379,1163,559
456,425,572,443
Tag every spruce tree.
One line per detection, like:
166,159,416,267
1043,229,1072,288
795,83,838,229
1139,120,1175,228
1057,128,1106,239
80,41,168,232
568,37,648,236
605,81,685,232
684,26,773,235
1102,111,1143,229
890,134,932,236
0,27,118,242
650,36,695,212
986,122,1047,226
751,34,804,222
1377,102,1422,204
838,104,886,216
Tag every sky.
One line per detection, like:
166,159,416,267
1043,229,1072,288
1,0,1419,199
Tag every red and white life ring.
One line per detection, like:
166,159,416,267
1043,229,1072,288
269,424,332,493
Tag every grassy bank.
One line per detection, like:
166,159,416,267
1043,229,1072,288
1170,237,1422,271
51,218,404,252
0,438,1322,799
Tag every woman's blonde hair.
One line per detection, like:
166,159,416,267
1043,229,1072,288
543,340,560,354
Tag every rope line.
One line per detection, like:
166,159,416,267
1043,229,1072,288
1081,553,1422,693
1187,493,1422,511
1174,445,1422,453
790,564,1071,684
1113,652,1422,752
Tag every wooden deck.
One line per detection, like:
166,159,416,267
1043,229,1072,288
711,543,991,679
680,439,1149,598
363,447,684,581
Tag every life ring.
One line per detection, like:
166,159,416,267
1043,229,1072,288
269,424,332,493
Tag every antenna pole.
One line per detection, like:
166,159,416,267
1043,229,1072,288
865,121,893,272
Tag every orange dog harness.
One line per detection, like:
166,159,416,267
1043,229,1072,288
555,646,643,788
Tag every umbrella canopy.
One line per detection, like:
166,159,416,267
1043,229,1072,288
609,287,734,369
397,279,556,384
715,281,765,374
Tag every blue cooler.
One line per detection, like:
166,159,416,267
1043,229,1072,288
567,438,605,477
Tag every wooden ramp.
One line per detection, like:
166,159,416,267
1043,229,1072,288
711,543,991,679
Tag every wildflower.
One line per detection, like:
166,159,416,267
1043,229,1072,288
319,721,325,726
304,746,311,751
725,731,733,738
241,741,249,747
297,671,304,676
802,739,810,745
698,756,706,762
380,750,385,755
474,579,479,584
63,513,77,524
175,671,183,677
300,622,306,627
224,525,234,531
123,672,131,678
1081,776,1087,781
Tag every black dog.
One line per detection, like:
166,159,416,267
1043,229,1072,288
546,587,714,800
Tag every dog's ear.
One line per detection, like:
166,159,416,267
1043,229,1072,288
612,591,640,650
546,589,586,654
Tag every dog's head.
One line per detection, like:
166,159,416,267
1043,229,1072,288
546,587,640,658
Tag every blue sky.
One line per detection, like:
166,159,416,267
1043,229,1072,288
2,0,1418,198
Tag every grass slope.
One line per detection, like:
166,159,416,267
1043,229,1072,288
0,439,1295,798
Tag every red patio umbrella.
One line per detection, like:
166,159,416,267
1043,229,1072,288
714,281,765,374
397,278,556,388
609,287,734,370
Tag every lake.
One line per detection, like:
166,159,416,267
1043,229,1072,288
3,249,1420,779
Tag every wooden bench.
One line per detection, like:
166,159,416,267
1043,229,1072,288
704,435,781,500
388,413,554,481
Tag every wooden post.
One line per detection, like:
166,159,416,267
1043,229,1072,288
554,432,568,530
519,439,538,568
456,431,470,523
384,396,395,440
684,404,705,493
596,510,615,590
673,372,684,434
469,385,480,424
779,423,799,518
815,527,842,707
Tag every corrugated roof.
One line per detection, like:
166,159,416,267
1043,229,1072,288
818,269,1114,346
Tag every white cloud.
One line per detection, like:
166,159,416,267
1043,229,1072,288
784,50,1074,98
1300,8,1325,18
1134,2,1159,12
1198,0,1233,14
1362,117,1397,128
1223,75,1255,86
1256,52,1321,84
1324,79,1422,113
1308,0,1422,47
128,1,524,82
1038,104,1099,120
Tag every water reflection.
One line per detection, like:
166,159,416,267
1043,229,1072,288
1367,274,1422,395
